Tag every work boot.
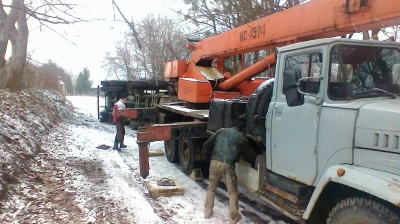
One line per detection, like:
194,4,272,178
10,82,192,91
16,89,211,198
112,141,120,151
230,213,242,224
120,141,127,148
204,211,213,219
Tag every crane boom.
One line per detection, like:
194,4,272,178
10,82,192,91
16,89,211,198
164,0,400,103
190,0,400,64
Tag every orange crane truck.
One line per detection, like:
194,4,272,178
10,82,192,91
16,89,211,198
137,0,400,223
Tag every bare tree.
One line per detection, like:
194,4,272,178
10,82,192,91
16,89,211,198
0,0,83,91
177,0,307,39
102,39,140,80
103,15,188,80
136,15,189,79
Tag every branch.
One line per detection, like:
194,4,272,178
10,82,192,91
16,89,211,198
111,0,142,50
26,9,83,24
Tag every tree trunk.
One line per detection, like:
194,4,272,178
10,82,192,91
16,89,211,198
0,1,20,62
0,0,23,88
7,4,28,91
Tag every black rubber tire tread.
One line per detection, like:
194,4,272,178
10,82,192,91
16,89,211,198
100,86,126,93
99,110,109,123
130,120,146,130
327,197,400,224
108,86,126,93
101,80,127,87
164,140,180,163
179,139,195,175
101,80,110,87
99,110,109,122
127,82,133,95
109,80,127,86
107,112,113,124
148,79,167,89
167,85,177,96
245,80,273,145
130,80,150,88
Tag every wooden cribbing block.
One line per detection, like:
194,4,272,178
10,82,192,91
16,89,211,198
145,180,185,197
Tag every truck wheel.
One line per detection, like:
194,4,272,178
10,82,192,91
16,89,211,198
166,85,177,96
131,80,150,88
148,79,167,89
108,80,127,86
101,80,127,87
107,112,113,124
164,140,179,163
100,86,126,93
99,109,109,123
130,120,145,130
179,139,194,175
327,197,399,224
245,80,273,145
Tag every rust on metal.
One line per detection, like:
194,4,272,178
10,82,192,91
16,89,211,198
137,124,172,142
117,108,159,119
137,121,208,142
116,108,138,118
138,142,150,179
264,183,299,204
345,0,361,13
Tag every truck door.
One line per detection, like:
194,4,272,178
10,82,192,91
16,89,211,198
270,52,322,185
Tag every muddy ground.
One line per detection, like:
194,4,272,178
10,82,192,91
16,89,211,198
0,89,294,224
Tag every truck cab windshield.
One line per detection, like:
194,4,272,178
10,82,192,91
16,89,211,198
328,44,400,100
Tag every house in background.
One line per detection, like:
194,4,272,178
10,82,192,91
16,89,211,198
58,80,65,94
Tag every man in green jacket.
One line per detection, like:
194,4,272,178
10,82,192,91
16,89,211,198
203,126,249,224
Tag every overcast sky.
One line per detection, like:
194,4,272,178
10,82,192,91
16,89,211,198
18,1,397,88
26,0,183,87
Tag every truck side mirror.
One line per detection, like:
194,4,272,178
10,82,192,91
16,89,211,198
297,76,323,95
283,69,304,107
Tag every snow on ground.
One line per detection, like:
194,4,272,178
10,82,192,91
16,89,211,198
65,95,291,224
0,91,292,223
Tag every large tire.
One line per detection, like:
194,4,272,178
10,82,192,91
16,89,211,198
100,86,126,93
101,80,110,87
166,84,177,96
327,197,400,224
245,79,273,145
107,112,113,124
131,80,150,88
99,109,109,123
148,79,167,89
164,140,180,163
130,120,146,130
109,80,127,86
101,80,127,87
179,139,195,175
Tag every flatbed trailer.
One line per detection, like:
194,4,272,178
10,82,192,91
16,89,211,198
156,102,209,121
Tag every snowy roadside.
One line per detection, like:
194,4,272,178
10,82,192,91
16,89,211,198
65,96,291,224
0,91,291,224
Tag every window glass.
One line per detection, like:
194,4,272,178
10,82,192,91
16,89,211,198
223,50,274,78
284,53,322,94
328,44,400,100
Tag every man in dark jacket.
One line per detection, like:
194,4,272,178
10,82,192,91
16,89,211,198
203,126,249,224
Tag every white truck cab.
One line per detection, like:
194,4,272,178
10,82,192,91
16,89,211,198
267,38,400,223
